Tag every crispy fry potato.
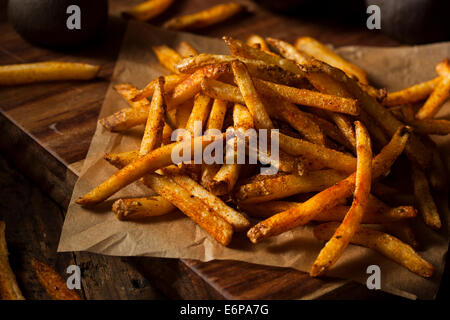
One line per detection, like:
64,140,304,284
313,222,434,278
252,78,360,115
416,59,450,119
76,133,226,205
113,196,176,220
0,221,24,300
295,36,368,84
0,61,99,85
247,126,410,243
247,35,274,55
404,118,450,135
153,45,183,74
176,54,303,86
122,0,173,21
143,173,233,245
231,60,274,129
310,121,372,276
186,94,212,137
31,258,81,300
383,77,442,107
165,172,250,231
132,74,187,102
236,170,346,204
163,2,245,30
177,41,199,58
140,77,166,155
278,133,356,173
99,105,149,132
240,200,416,223
309,59,432,169
166,63,229,109
411,163,441,229
175,98,194,130
104,150,140,168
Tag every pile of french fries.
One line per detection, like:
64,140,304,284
123,1,246,31
82,35,450,279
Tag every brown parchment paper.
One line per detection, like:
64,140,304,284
58,21,450,300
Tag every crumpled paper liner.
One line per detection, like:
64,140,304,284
59,21,449,300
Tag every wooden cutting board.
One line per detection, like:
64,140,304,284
0,0,401,299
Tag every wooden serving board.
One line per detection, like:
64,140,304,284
0,0,402,299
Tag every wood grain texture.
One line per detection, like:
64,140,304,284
0,0,403,299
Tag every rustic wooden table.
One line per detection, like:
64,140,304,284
0,0,447,300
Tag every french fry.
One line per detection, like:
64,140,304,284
252,78,360,115
247,126,410,243
143,173,233,245
153,45,183,74
113,196,176,220
31,258,81,300
176,54,303,86
163,2,245,30
122,0,174,21
295,36,368,84
0,61,99,85
240,200,416,223
309,58,432,169
166,63,229,109
132,74,188,102
76,133,226,205
104,150,140,168
177,41,199,58
231,60,274,129
404,118,450,135
278,133,356,173
383,77,442,107
186,94,212,137
310,121,372,276
313,222,433,278
99,105,149,132
164,172,250,231
175,99,194,130
0,221,24,300
114,83,150,109
247,35,273,54
140,77,166,155
416,59,450,119
236,169,346,204
411,163,441,229
384,220,418,249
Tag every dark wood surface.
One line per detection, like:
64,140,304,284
1,0,441,300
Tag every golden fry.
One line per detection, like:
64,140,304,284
132,74,187,102
122,0,173,21
310,121,372,276
177,41,199,58
247,35,273,55
113,196,176,220
31,258,81,300
0,61,99,85
383,77,442,107
153,45,182,74
0,221,24,300
314,222,434,278
163,2,245,30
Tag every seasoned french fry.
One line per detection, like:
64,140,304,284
165,172,250,231
252,78,360,115
176,54,303,86
247,35,273,54
153,45,183,74
132,74,188,102
177,41,199,58
114,83,150,109
295,36,368,84
166,63,229,109
0,61,99,85
163,2,245,30
278,133,356,173
236,169,346,204
76,133,226,205
175,98,194,130
247,126,410,243
104,150,140,168
411,163,441,229
0,221,24,300
309,59,432,169
310,121,372,276
404,118,450,135
140,77,166,155
31,258,81,300
231,60,274,129
186,94,212,137
143,173,233,245
99,105,149,132
241,200,416,223
122,0,173,21
416,59,450,119
313,222,433,278
383,77,442,107
113,196,176,220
